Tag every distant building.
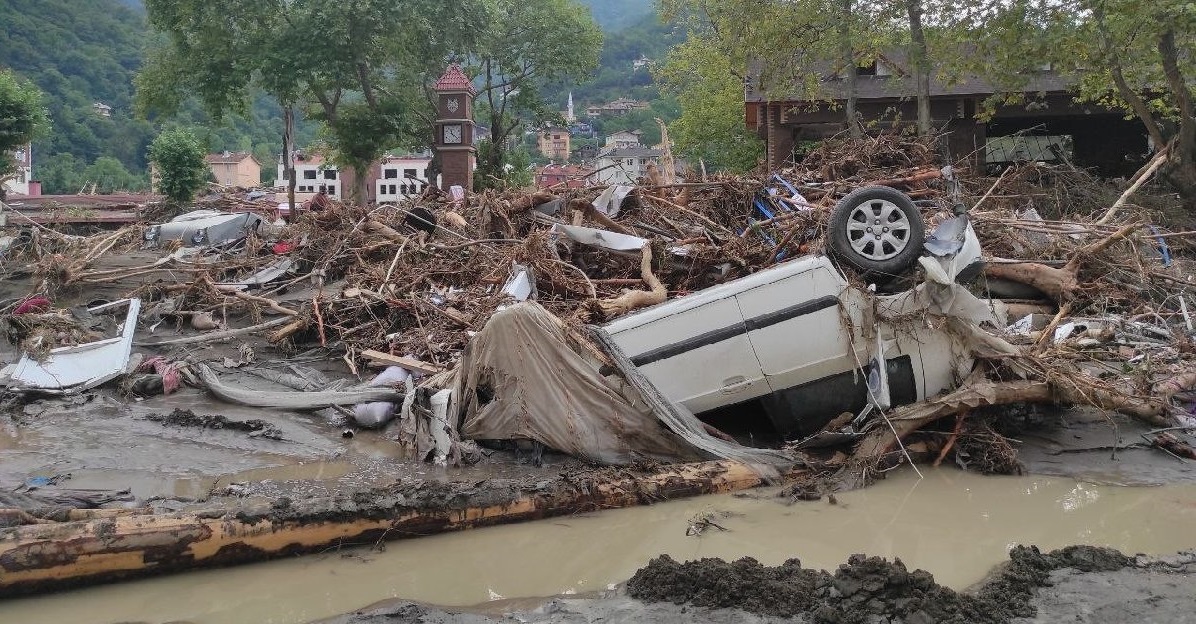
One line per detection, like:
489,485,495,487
565,92,576,124
575,144,599,161
3,143,33,196
374,153,440,203
92,102,112,118
537,127,571,162
593,146,663,186
535,163,589,189
632,55,651,71
205,151,262,188
585,98,650,118
604,130,644,149
569,122,595,137
274,153,342,199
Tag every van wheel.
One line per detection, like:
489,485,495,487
829,186,925,277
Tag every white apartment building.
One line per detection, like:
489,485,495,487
274,154,342,199
3,144,32,196
375,154,439,203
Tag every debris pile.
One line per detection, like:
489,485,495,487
3,133,1196,482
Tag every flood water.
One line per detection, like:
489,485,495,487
2,468,1194,624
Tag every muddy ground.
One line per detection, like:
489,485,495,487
317,547,1196,624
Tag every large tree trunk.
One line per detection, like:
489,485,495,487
284,104,297,219
0,460,768,597
839,0,861,138
906,0,932,136
1157,29,1196,206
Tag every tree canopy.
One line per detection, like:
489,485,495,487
139,0,488,202
945,0,1196,202
0,69,50,181
148,128,207,202
471,0,603,189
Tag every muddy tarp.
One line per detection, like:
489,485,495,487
448,302,789,468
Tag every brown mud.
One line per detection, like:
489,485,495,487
317,548,1196,624
626,546,1129,623
146,408,284,439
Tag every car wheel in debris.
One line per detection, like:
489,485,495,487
829,185,925,277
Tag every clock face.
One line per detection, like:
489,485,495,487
443,124,462,144
446,97,459,114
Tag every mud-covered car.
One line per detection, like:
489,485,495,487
144,210,263,248
605,185,984,438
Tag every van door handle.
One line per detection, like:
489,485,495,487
721,376,751,393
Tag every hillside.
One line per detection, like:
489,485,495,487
576,0,656,31
0,0,153,192
0,0,316,193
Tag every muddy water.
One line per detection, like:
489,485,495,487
1,468,1194,624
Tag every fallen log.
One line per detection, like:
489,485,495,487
0,460,768,596
838,376,1170,488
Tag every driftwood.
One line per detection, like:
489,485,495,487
135,316,293,347
1097,146,1170,225
598,243,667,318
0,460,766,597
983,223,1143,305
840,376,1169,486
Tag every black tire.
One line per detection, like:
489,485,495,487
828,186,925,277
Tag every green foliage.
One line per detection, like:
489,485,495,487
149,128,207,202
473,0,604,175
0,69,50,178
0,0,156,181
657,42,762,172
576,0,655,31
83,156,145,193
37,153,86,195
141,0,488,202
475,142,535,190
542,12,682,117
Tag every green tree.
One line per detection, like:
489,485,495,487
657,41,763,173
83,156,145,193
953,0,1196,203
149,128,207,202
37,153,86,195
140,0,488,204
0,69,50,195
472,0,603,186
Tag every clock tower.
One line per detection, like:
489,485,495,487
433,64,476,192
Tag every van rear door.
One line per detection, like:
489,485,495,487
605,295,768,414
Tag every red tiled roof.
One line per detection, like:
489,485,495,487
434,64,476,95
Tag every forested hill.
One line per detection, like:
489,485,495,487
0,0,154,192
576,0,655,31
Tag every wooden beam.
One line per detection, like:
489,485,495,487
360,350,446,375
0,460,768,597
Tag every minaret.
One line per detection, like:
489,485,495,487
567,92,575,124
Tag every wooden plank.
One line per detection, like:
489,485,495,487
360,350,446,375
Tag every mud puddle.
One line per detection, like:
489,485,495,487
1,468,1194,624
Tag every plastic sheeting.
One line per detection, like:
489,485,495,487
450,302,705,465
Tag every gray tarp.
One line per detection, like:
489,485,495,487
448,302,790,468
